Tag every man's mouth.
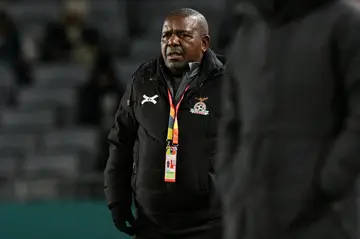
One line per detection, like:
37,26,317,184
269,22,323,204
167,52,183,60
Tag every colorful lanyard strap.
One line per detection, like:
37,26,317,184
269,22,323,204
166,85,190,145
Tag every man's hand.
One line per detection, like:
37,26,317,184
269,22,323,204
111,205,136,236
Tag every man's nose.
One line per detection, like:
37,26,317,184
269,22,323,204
168,34,180,46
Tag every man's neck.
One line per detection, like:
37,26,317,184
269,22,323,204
168,62,201,77
169,66,189,77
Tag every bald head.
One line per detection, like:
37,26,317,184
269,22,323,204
166,8,209,37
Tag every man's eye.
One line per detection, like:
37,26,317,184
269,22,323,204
180,33,191,38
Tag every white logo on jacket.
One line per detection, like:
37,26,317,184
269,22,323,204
190,97,209,115
141,95,159,105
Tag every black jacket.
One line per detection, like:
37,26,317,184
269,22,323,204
218,0,360,239
105,49,225,239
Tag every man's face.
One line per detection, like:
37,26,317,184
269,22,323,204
161,15,209,73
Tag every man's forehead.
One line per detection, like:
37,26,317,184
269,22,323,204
162,15,198,32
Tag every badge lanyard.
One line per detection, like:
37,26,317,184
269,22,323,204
164,85,189,183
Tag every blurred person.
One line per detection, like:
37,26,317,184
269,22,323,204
78,55,123,127
39,0,104,66
22,34,38,62
0,10,32,86
0,10,20,62
39,20,70,61
78,54,124,173
104,8,225,239
218,0,360,238
73,28,102,66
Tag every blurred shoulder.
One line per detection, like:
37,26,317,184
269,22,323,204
132,58,159,82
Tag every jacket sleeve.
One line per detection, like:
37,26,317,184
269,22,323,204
321,10,360,199
104,81,138,207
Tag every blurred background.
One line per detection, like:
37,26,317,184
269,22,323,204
0,0,238,238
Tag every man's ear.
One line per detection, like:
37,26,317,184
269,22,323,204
201,35,210,52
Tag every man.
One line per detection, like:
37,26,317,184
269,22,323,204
218,0,360,238
105,8,225,239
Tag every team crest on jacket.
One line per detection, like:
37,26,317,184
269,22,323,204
190,97,209,115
